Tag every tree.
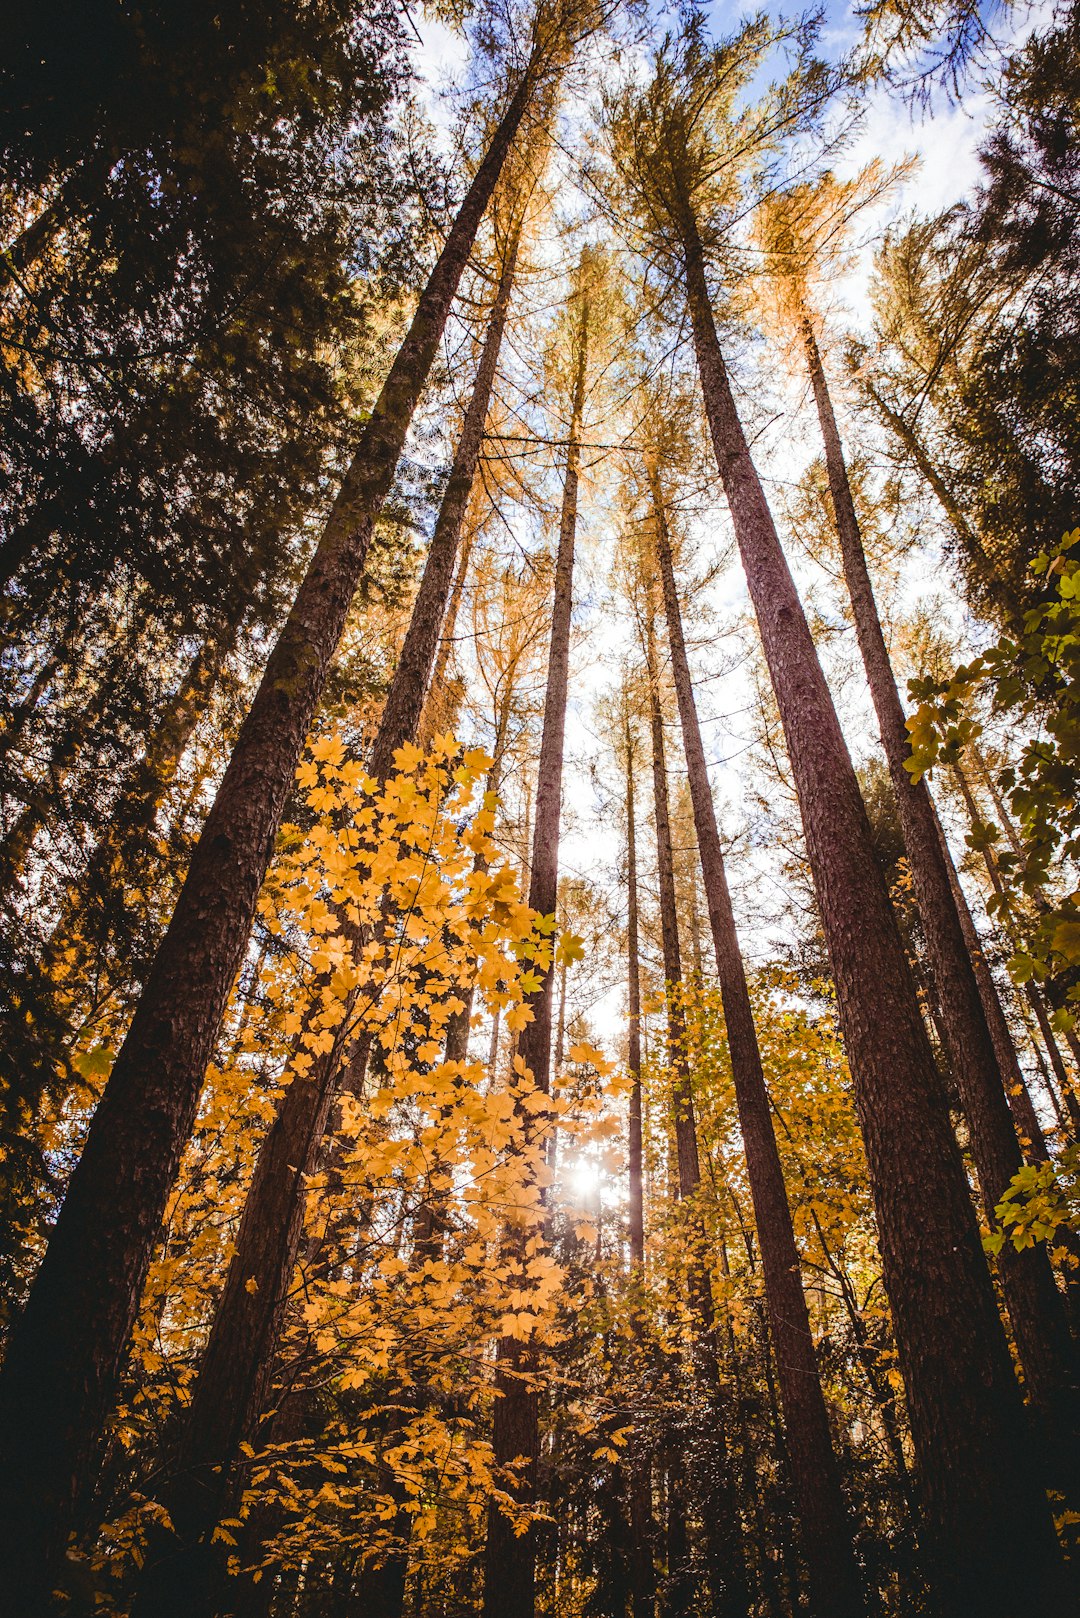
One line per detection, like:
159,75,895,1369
483,241,593,1618
756,172,1079,1498
0,10,587,1603
648,449,865,1618
603,24,1067,1614
638,553,750,1617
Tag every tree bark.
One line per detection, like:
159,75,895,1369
625,718,645,1269
129,223,528,1618
676,194,1065,1618
643,581,749,1618
802,314,1079,1490
642,590,697,1197
483,277,587,1618
0,62,545,1610
369,220,523,778
651,468,865,1618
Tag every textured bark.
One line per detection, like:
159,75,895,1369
652,472,864,1618
0,61,543,1610
368,220,522,779
628,1469,657,1618
623,726,654,1614
131,227,528,1618
483,283,587,1618
644,589,749,1618
718,1239,786,1618
625,720,645,1268
417,514,478,752
802,315,1079,1487
677,195,1065,1617
643,591,697,1197
443,677,518,1067
514,295,586,1102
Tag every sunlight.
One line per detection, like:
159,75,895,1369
569,1158,601,1200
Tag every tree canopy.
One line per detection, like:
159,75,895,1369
1,0,1079,1614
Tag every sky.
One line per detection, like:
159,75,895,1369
400,0,1038,1076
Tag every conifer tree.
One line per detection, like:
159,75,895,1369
756,174,1079,1495
0,11,589,1602
603,26,1067,1614
639,566,749,1617
483,243,593,1618
647,448,865,1618
130,169,541,1618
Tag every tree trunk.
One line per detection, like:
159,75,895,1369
859,377,1008,609
676,196,1064,1618
643,581,749,1618
483,277,587,1618
369,220,523,778
417,508,479,752
802,314,1079,1492
0,65,544,1606
642,589,697,1197
625,718,645,1269
622,717,654,1614
651,468,865,1618
129,225,529,1618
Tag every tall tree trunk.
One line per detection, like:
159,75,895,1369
625,718,645,1270
0,67,545,1603
643,583,749,1618
651,468,865,1618
417,508,479,751
642,591,696,1197
129,222,528,1618
801,313,1079,1490
622,718,655,1615
859,377,1008,608
369,220,522,776
675,195,1065,1617
482,275,587,1618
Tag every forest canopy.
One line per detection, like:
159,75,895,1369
1,0,1079,1615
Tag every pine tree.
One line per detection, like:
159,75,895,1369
648,452,865,1618
483,244,592,1618
0,13,581,1602
604,27,1067,1613
756,174,1079,1498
